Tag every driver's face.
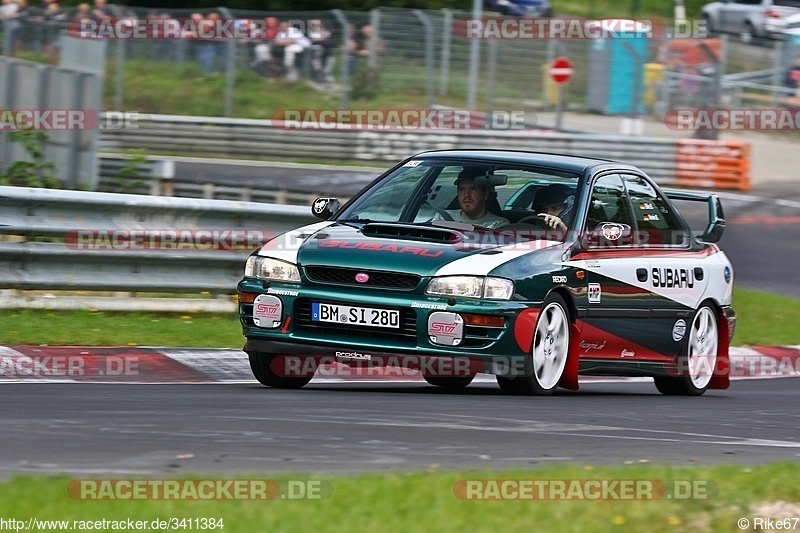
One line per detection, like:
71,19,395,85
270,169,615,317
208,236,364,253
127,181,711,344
458,179,489,219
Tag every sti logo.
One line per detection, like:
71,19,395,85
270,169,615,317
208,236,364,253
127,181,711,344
255,303,280,318
430,321,458,337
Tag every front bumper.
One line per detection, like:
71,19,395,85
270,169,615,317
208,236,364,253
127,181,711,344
238,278,535,372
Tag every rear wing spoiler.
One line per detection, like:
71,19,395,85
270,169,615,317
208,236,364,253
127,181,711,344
663,190,726,243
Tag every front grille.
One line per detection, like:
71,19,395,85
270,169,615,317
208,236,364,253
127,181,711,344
294,298,418,344
305,266,421,290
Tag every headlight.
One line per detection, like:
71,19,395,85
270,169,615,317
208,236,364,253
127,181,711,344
426,276,514,300
245,256,301,283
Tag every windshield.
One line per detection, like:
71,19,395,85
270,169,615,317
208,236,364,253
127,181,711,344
337,158,581,238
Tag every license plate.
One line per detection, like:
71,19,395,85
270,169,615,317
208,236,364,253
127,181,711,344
311,302,400,329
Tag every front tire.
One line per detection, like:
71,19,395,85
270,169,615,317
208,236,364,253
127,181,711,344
502,294,571,396
654,304,719,396
248,352,315,389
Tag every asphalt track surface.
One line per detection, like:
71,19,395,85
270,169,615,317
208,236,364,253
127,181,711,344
175,160,800,298
2,378,799,475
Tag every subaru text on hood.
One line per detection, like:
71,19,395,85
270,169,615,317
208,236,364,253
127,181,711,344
238,150,735,396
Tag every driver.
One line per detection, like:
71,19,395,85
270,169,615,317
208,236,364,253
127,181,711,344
532,184,573,230
441,167,510,229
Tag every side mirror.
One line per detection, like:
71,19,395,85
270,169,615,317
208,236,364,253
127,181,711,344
311,197,340,220
587,222,633,247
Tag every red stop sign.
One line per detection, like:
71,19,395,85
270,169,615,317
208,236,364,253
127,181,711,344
550,57,573,84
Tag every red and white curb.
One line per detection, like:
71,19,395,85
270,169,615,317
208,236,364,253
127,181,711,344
0,345,798,384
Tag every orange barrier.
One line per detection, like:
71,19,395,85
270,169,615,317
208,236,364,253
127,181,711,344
675,139,751,191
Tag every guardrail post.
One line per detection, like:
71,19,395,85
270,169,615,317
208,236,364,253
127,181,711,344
331,10,350,111
486,40,497,119
772,37,785,107
439,9,453,97
114,39,125,110
466,0,482,110
2,19,10,56
67,73,86,189
368,9,380,70
203,182,216,199
1,59,15,166
224,40,236,117
219,7,235,117
413,10,435,109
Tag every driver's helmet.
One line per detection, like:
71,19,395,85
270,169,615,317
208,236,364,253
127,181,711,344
532,184,574,214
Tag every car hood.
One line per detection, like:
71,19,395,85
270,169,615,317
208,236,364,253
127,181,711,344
258,221,562,277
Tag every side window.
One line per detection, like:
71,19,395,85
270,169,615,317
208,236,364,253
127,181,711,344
585,174,633,232
621,175,689,246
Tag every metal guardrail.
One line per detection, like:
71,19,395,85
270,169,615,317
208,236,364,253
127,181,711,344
0,186,316,293
97,154,317,204
100,113,751,190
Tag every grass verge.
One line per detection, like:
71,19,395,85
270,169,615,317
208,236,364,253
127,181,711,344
0,309,243,348
1,463,799,532
0,288,796,348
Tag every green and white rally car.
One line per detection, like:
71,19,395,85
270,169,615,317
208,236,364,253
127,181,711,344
238,150,735,396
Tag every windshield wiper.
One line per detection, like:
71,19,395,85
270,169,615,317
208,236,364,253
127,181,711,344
336,217,374,223
335,218,376,228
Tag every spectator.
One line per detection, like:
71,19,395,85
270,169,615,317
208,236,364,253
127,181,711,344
193,13,222,74
1,0,21,52
71,3,91,24
91,0,112,21
178,12,203,65
37,2,65,53
357,24,384,66
349,24,384,76
150,11,177,62
308,19,335,83
273,20,310,82
12,0,33,52
786,56,800,111
251,16,279,78
345,25,359,75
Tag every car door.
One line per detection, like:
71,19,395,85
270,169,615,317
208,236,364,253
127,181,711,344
572,173,654,361
620,174,704,359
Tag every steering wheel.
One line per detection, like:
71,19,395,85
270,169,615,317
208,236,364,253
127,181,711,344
517,215,551,228
425,201,454,221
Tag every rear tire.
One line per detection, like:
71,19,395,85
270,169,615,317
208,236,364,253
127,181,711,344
423,375,474,389
248,351,314,389
654,305,719,396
